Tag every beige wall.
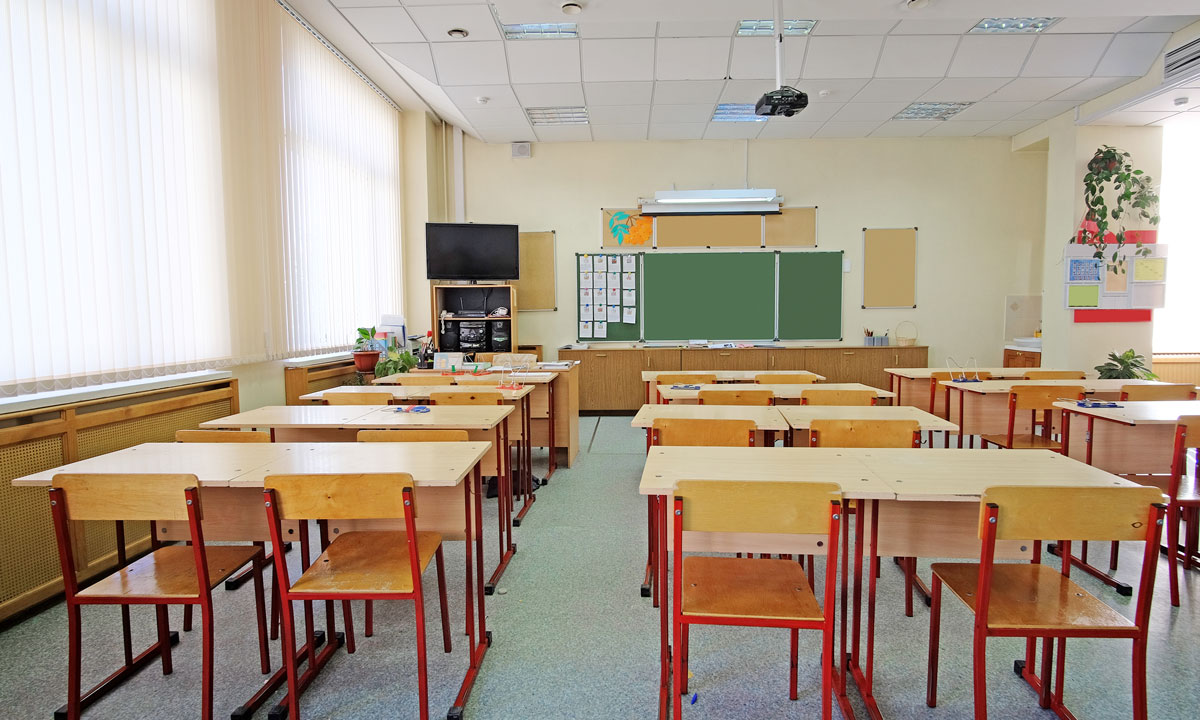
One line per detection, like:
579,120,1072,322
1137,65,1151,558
450,136,1046,364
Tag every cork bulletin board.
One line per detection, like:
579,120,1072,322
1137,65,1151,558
862,227,917,308
514,231,556,310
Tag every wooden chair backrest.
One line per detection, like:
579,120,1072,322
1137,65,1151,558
930,370,993,383
651,418,755,447
324,391,393,405
1121,383,1197,401
429,390,504,405
357,429,470,442
809,420,920,448
51,474,195,521
393,375,456,386
264,473,413,520
657,373,715,386
697,389,774,406
1011,385,1083,410
754,374,815,384
800,389,876,406
492,353,536,368
175,429,271,443
981,485,1165,542
676,480,841,535
456,376,505,386
1023,370,1086,380
1177,416,1200,450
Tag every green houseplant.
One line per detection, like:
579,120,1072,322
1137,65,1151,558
1074,146,1160,273
374,337,418,378
1094,349,1157,380
352,326,381,373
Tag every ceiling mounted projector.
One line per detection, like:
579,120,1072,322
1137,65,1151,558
757,0,808,118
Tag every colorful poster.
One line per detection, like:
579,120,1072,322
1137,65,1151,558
602,208,653,248
1133,257,1166,283
1067,258,1103,283
1067,285,1100,308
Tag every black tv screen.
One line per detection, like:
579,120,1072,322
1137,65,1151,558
426,223,519,280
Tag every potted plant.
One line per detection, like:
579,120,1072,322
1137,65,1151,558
352,326,381,373
374,337,418,378
1073,146,1160,272
1094,349,1157,380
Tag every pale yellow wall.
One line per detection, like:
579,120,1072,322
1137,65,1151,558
451,136,1046,364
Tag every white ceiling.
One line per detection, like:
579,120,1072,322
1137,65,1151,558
318,0,1200,142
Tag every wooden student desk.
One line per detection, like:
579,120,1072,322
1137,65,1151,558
885,367,1025,414
940,378,1168,448
1055,400,1200,476
777,404,957,447
638,446,1142,720
201,405,519,592
13,441,494,720
656,382,893,404
640,369,826,403
630,403,788,453
377,366,582,475
301,385,540,526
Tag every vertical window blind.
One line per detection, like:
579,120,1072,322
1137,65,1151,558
0,0,406,397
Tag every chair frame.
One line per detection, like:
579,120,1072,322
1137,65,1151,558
1167,418,1200,607
981,386,1083,451
928,372,992,447
49,476,269,720
926,492,1165,720
671,487,842,720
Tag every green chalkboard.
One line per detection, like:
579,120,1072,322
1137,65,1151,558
643,253,775,341
778,251,843,340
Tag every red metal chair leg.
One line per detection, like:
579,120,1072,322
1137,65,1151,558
201,603,215,720
672,618,684,718
155,605,173,675
183,605,192,632
1038,637,1053,708
1109,540,1120,571
1168,503,1183,606
414,589,430,720
972,626,988,720
277,591,302,720
806,555,815,589
1132,637,1148,720
681,624,690,693
904,557,914,617
341,601,356,654
270,580,280,641
66,603,82,720
789,628,799,701
926,574,942,707
252,556,270,674
365,599,374,637
436,546,452,653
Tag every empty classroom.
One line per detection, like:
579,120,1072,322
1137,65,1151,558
4,1,1200,719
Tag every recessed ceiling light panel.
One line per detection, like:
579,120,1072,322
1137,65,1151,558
893,101,973,120
712,104,769,122
502,22,579,40
736,19,816,36
526,106,589,126
969,17,1059,34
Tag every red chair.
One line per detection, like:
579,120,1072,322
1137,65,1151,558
980,385,1083,451
1167,416,1200,606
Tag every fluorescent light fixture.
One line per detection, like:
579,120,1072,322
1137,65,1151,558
893,101,973,120
736,19,816,36
503,22,578,39
969,17,1059,34
640,189,781,215
712,103,768,123
525,106,588,125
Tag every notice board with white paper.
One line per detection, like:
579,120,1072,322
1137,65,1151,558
577,253,641,341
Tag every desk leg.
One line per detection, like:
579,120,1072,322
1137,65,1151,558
892,374,901,406
515,395,537,527
486,419,516,594
643,495,656,600
956,390,965,449
449,464,490,720
545,379,557,480
845,499,883,720
657,495,670,720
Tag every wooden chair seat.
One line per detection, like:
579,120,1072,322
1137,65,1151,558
78,545,261,600
1125,472,1200,505
290,531,442,596
979,433,1062,450
930,562,1132,632
681,556,821,621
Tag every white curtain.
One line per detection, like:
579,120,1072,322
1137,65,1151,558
1152,122,1199,354
276,8,404,356
1,0,230,396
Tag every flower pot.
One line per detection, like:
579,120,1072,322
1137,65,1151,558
352,350,381,373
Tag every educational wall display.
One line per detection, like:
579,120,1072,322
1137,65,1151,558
862,228,917,308
655,214,761,248
513,231,556,310
578,253,641,341
764,207,817,247
601,208,653,248
1062,243,1167,313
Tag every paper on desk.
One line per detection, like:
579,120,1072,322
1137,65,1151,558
593,255,606,273
580,321,592,337
622,254,636,271
594,321,607,338
623,306,636,324
580,271,593,289
622,272,636,290
622,289,636,306
607,305,620,322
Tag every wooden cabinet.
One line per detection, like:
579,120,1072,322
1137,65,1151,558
1003,348,1041,368
561,345,927,411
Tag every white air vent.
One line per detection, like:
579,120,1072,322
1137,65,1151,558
511,142,532,159
1165,37,1200,81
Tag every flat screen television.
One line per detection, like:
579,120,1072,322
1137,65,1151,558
425,223,519,280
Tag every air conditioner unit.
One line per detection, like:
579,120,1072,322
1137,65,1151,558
639,189,781,215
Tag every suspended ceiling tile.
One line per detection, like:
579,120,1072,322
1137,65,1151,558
1051,76,1136,101
588,105,651,124
1121,16,1200,33
581,39,655,82
875,35,960,78
1090,109,1180,125
802,36,885,79
720,79,776,103
757,121,824,139
655,37,733,80
979,120,1040,136
650,104,716,124
445,84,520,109
1045,17,1141,34
853,77,939,102
777,102,842,122
924,121,998,137
534,125,593,142
889,18,978,35
1021,34,1111,77
949,101,1037,122
652,80,725,105
656,20,734,37
797,78,871,104
1012,100,1078,121
810,19,897,36
729,37,806,80
1094,33,1171,77
461,105,528,126
341,6,425,43
986,77,1086,102
431,41,509,85
406,4,501,42
648,123,706,140
703,122,767,140
870,120,942,137
507,39,582,84
584,81,655,105
947,35,1035,78
831,101,909,122
920,77,1012,102
1123,92,1200,113
331,0,400,6
576,20,659,38
513,83,586,106
376,43,438,83
591,124,649,141
477,126,536,144
814,121,886,138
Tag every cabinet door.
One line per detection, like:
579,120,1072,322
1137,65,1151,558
1026,352,1041,368
579,350,644,411
804,348,844,382
891,347,928,369
838,348,891,389
644,349,682,371
769,349,809,371
681,349,771,371
1003,349,1019,368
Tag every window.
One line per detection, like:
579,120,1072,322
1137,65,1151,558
275,9,404,356
1,0,229,396
1152,122,1200,353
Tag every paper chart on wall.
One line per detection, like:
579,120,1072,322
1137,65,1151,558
1131,283,1166,309
1133,257,1166,283
580,321,592,337
580,288,593,304
623,306,637,324
607,286,621,305
606,272,620,290
593,272,606,289
1067,258,1103,283
596,304,607,321
593,255,606,273
580,272,593,289
579,256,590,273
1067,285,1100,308
622,289,637,306
607,256,621,272
622,271,636,290
580,304,592,321
607,305,620,322
594,321,608,338
622,254,636,272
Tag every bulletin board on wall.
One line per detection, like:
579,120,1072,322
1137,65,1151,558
599,207,818,249
862,227,917,308
1063,240,1167,314
513,231,556,310
765,207,817,247
654,214,761,248
601,208,653,249
576,252,642,341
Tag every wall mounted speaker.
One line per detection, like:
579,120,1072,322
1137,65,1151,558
511,142,532,159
